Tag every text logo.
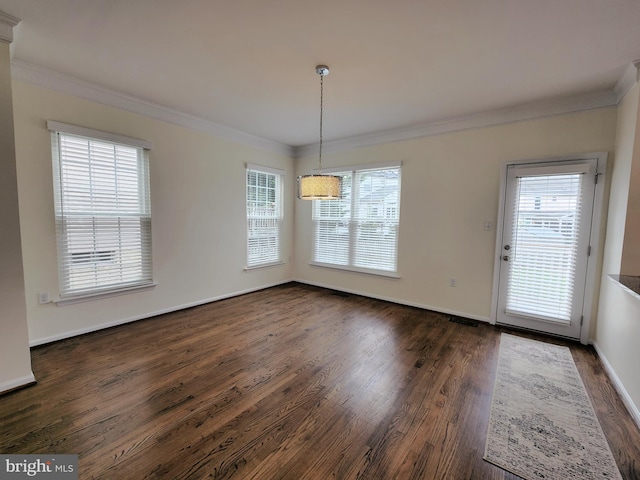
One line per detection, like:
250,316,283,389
0,455,78,479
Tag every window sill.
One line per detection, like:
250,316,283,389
310,262,400,279
608,274,640,301
244,261,285,271
55,283,156,306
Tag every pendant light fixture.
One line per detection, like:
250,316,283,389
297,65,342,200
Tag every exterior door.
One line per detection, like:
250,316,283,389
495,159,597,339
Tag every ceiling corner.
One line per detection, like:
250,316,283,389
614,61,640,104
0,9,19,43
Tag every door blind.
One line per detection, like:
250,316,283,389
505,173,584,323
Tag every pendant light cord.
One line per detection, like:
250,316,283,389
319,72,324,174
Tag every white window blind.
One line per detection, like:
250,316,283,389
313,173,352,266
505,173,584,323
246,165,284,267
313,164,401,274
50,124,152,298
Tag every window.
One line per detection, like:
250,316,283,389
246,164,284,268
313,163,401,275
48,121,152,298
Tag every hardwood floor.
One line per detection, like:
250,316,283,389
1,282,639,479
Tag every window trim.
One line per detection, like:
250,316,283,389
48,121,153,300
47,121,152,149
312,160,401,175
54,283,157,306
309,261,401,278
244,260,285,271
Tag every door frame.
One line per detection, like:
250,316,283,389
490,152,608,344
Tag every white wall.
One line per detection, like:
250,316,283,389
12,81,295,345
621,83,640,274
595,81,640,423
0,42,34,392
295,109,617,321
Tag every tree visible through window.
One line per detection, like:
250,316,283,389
313,164,401,274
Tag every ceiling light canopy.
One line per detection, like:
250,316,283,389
297,65,342,200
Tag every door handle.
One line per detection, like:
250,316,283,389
502,255,509,261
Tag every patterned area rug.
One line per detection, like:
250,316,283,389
484,333,622,480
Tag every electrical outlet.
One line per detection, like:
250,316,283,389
38,292,50,304
449,278,457,287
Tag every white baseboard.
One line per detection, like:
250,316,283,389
31,279,490,347
0,372,36,394
30,280,293,347
591,341,640,430
293,278,491,323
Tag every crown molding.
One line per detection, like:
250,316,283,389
9,58,631,160
614,61,640,103
0,10,20,43
10,59,293,157
293,90,618,158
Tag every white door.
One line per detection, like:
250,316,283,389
495,159,598,339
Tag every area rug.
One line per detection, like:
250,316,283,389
484,333,622,480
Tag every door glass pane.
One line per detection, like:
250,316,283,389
505,173,583,323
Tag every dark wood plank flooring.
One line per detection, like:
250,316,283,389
1,282,639,479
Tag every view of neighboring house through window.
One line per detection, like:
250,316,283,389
313,163,401,275
507,173,583,321
246,165,284,267
48,121,153,298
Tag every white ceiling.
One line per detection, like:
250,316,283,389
1,0,640,149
